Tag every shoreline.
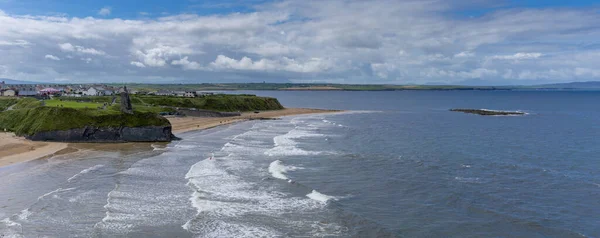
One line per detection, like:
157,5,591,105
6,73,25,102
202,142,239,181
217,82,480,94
0,133,68,168
0,108,341,168
169,108,342,134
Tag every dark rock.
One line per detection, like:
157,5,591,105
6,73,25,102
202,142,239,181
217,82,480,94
26,126,176,142
120,86,133,114
450,108,525,116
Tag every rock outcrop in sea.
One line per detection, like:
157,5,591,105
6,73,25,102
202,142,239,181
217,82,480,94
450,109,525,116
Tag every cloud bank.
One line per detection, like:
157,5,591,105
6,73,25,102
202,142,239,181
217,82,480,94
0,0,599,84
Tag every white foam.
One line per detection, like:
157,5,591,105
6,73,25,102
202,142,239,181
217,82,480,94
16,209,31,221
37,187,76,201
265,128,326,157
0,217,23,238
306,190,336,203
268,160,302,180
67,164,105,182
454,177,482,184
151,144,168,151
183,151,329,236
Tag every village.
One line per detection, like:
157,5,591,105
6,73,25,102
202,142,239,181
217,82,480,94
0,81,213,98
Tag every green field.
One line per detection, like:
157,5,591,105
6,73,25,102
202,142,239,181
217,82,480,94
45,99,107,109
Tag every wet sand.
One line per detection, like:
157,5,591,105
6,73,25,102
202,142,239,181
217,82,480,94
0,133,68,167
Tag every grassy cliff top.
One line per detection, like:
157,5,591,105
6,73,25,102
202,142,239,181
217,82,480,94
133,95,284,112
0,107,170,136
54,94,284,112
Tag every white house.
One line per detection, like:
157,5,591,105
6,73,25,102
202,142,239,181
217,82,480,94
155,90,173,96
83,87,98,96
184,91,196,98
1,89,15,97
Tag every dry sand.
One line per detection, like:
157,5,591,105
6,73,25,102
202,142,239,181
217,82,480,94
0,108,340,168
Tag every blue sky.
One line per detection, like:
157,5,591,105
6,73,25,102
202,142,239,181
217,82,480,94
0,0,599,85
0,0,268,18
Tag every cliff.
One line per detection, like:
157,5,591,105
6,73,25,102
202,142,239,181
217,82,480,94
26,126,174,142
0,107,175,142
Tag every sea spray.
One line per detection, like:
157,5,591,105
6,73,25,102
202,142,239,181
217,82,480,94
306,190,337,203
268,160,302,180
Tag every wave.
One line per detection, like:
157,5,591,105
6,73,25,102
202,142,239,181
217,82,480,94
67,164,105,182
183,152,339,237
306,190,337,203
265,128,327,157
268,160,302,180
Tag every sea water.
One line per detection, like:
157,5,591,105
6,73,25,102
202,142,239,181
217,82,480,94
1,90,599,237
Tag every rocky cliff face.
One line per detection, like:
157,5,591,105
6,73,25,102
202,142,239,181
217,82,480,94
26,126,176,142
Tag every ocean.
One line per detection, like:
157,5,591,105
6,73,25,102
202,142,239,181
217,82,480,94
1,90,599,237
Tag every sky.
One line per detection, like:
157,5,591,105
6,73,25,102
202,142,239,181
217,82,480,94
0,0,599,85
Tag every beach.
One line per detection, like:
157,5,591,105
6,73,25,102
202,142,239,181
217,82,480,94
168,108,340,134
0,133,68,167
0,108,339,168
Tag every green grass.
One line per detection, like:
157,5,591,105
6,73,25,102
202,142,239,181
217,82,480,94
0,107,170,136
45,99,107,109
0,98,18,111
13,98,42,109
134,95,284,112
51,95,283,112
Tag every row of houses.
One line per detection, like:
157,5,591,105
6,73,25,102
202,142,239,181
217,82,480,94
0,81,124,97
152,90,214,97
0,81,215,98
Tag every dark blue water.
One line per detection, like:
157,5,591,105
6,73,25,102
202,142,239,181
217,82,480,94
230,90,600,237
1,91,599,237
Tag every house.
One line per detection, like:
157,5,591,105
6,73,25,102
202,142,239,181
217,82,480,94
173,91,186,97
196,91,215,97
17,87,38,96
184,91,196,98
83,87,98,96
155,90,173,96
1,89,15,97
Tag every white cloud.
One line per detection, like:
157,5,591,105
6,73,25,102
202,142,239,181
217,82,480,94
0,1,598,84
59,43,105,55
98,7,111,16
44,54,60,61
454,51,475,58
130,61,146,68
0,40,31,47
209,55,332,73
172,57,202,70
210,55,276,71
491,52,543,60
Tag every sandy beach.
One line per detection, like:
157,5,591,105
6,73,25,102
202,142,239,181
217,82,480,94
168,108,341,134
0,133,68,167
0,108,339,168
